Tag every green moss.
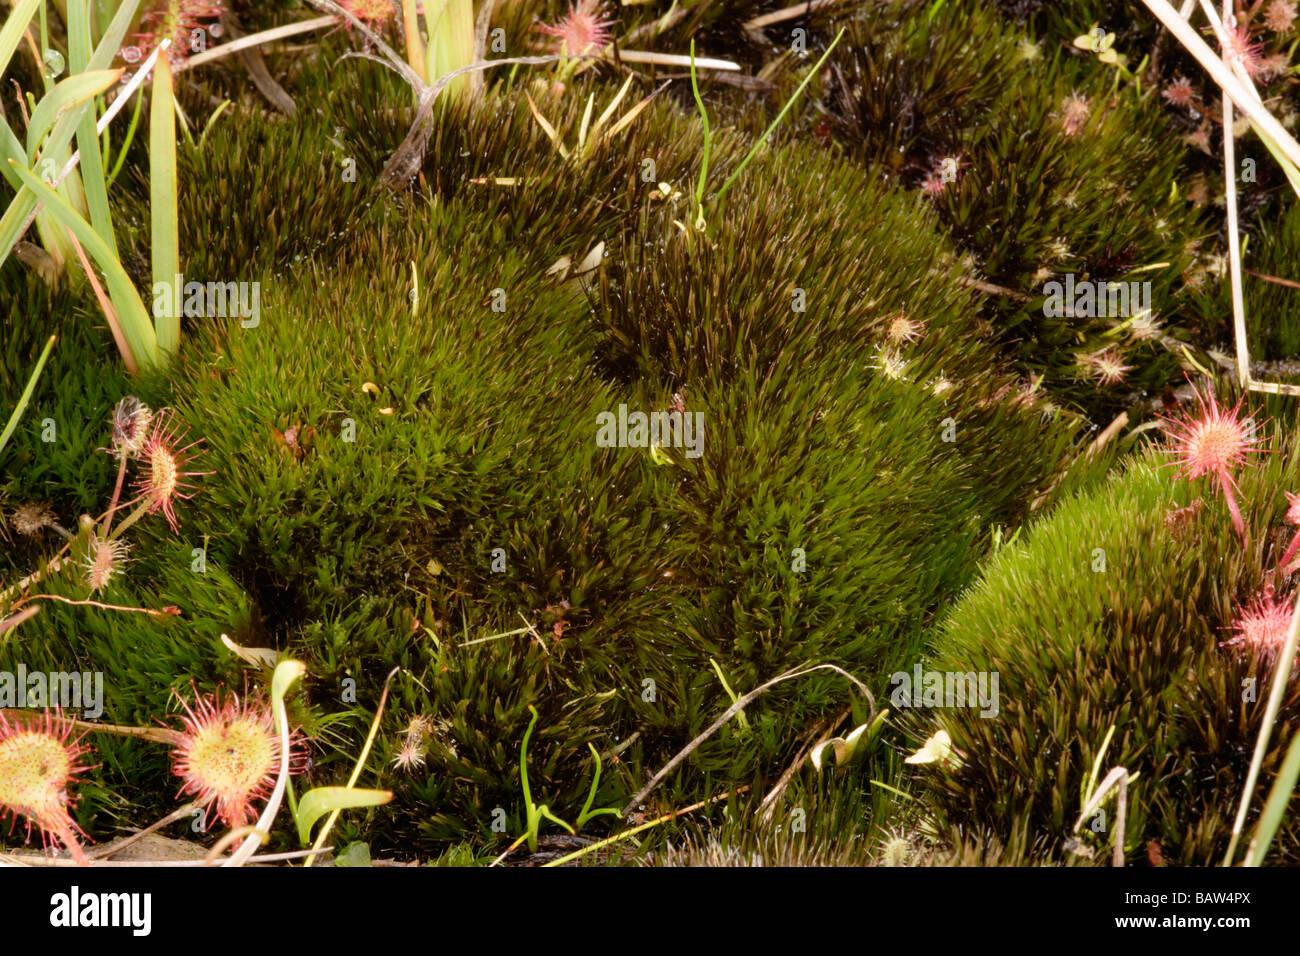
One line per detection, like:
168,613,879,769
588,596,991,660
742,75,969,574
823,0,1205,417
920,415,1300,864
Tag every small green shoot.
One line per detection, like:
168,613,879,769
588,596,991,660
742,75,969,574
688,28,845,229
709,657,750,734
574,743,621,829
518,705,575,853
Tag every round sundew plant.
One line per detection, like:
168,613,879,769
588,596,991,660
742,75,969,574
1160,381,1264,542
132,410,209,533
1225,585,1297,668
535,0,614,55
170,687,301,830
0,711,94,864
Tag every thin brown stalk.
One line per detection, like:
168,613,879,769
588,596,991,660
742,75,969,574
66,231,137,375
623,663,874,816
87,803,197,861
542,787,751,868
1086,412,1130,460
2,847,329,867
176,16,338,73
10,593,180,618
1245,268,1300,291
958,275,1032,302
757,704,850,821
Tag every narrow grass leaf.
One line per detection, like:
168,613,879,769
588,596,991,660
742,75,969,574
0,0,41,78
150,55,180,357
0,334,55,457
24,70,123,161
68,0,115,254
1244,731,1300,866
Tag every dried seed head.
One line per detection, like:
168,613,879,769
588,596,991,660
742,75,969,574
1265,0,1298,33
871,347,909,382
403,715,434,741
1058,93,1091,137
391,736,428,772
1078,349,1133,387
111,396,154,459
885,312,926,344
8,503,56,537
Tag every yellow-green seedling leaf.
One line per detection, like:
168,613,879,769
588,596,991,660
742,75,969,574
271,659,307,712
905,729,961,768
26,70,123,162
295,787,393,845
577,93,595,154
600,88,659,146
809,709,890,773
524,92,569,160
648,443,674,467
591,75,634,141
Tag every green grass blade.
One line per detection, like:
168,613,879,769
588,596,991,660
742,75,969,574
1244,731,1300,866
0,0,42,78
0,114,24,190
68,0,116,254
0,334,56,457
105,84,144,189
87,0,142,70
24,69,122,161
690,40,711,210
150,54,179,357
7,158,157,368
0,0,141,268
715,28,845,204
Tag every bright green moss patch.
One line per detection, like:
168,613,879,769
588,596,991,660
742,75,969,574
920,428,1300,864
